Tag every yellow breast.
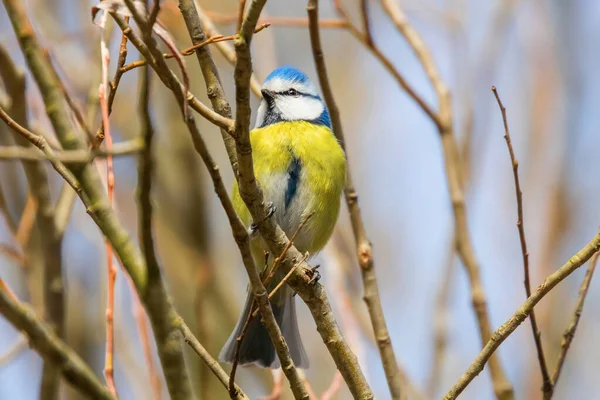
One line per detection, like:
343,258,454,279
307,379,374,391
232,121,346,258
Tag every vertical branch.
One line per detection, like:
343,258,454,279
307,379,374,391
136,64,162,400
307,1,403,399
549,253,599,394
191,3,263,98
97,11,118,396
492,86,551,395
236,0,247,32
178,0,239,174
0,43,65,400
379,2,514,398
3,2,199,398
174,1,372,397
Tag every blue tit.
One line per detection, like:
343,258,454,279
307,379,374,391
219,66,346,369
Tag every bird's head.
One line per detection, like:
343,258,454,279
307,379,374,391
255,66,331,129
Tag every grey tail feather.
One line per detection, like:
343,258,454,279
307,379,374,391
219,291,309,369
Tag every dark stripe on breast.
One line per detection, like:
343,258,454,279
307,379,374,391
285,155,301,210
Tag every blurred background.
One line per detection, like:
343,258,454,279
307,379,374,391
1,0,599,399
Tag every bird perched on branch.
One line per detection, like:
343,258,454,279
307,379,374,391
219,66,346,369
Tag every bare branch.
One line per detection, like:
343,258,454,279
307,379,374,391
493,85,551,395
0,139,144,163
307,0,402,399
0,281,115,400
444,231,600,399
380,2,514,398
550,253,599,394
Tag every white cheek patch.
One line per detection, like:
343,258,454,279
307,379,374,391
277,97,324,122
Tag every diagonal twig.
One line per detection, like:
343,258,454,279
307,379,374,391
444,231,600,399
549,253,599,394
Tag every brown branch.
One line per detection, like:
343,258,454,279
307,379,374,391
444,231,600,399
178,1,373,397
203,10,347,28
237,0,247,32
0,42,65,400
0,334,28,367
136,61,162,400
119,23,270,73
2,2,203,398
0,139,144,162
379,2,514,398
95,27,130,145
307,0,402,399
334,0,439,126
492,86,551,395
175,319,247,399
428,242,457,398
0,281,115,400
360,0,373,46
191,3,263,99
0,107,82,194
549,253,599,394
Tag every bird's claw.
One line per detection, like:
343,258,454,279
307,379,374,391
306,264,321,285
248,202,276,237
265,201,276,218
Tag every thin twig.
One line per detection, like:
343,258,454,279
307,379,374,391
360,0,373,46
0,334,28,367
119,23,270,73
177,318,248,400
444,231,600,399
0,107,81,193
95,24,130,145
192,3,264,99
0,139,144,163
262,212,314,286
307,1,401,398
204,10,347,28
492,86,551,396
237,0,247,32
550,253,599,393
97,12,118,395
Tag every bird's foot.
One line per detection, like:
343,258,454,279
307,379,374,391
306,264,321,285
248,202,276,237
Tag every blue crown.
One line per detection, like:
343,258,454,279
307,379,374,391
264,65,311,84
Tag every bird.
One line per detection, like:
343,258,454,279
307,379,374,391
219,66,346,369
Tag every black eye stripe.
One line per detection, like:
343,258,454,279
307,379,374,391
275,89,317,98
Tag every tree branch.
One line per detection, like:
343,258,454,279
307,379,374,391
493,86,551,395
0,282,115,400
2,2,198,398
379,2,514,398
444,231,600,399
0,139,144,162
179,0,239,174
307,0,402,399
549,253,599,395
175,0,373,397
0,42,65,400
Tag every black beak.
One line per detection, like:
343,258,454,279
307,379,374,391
261,89,275,103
